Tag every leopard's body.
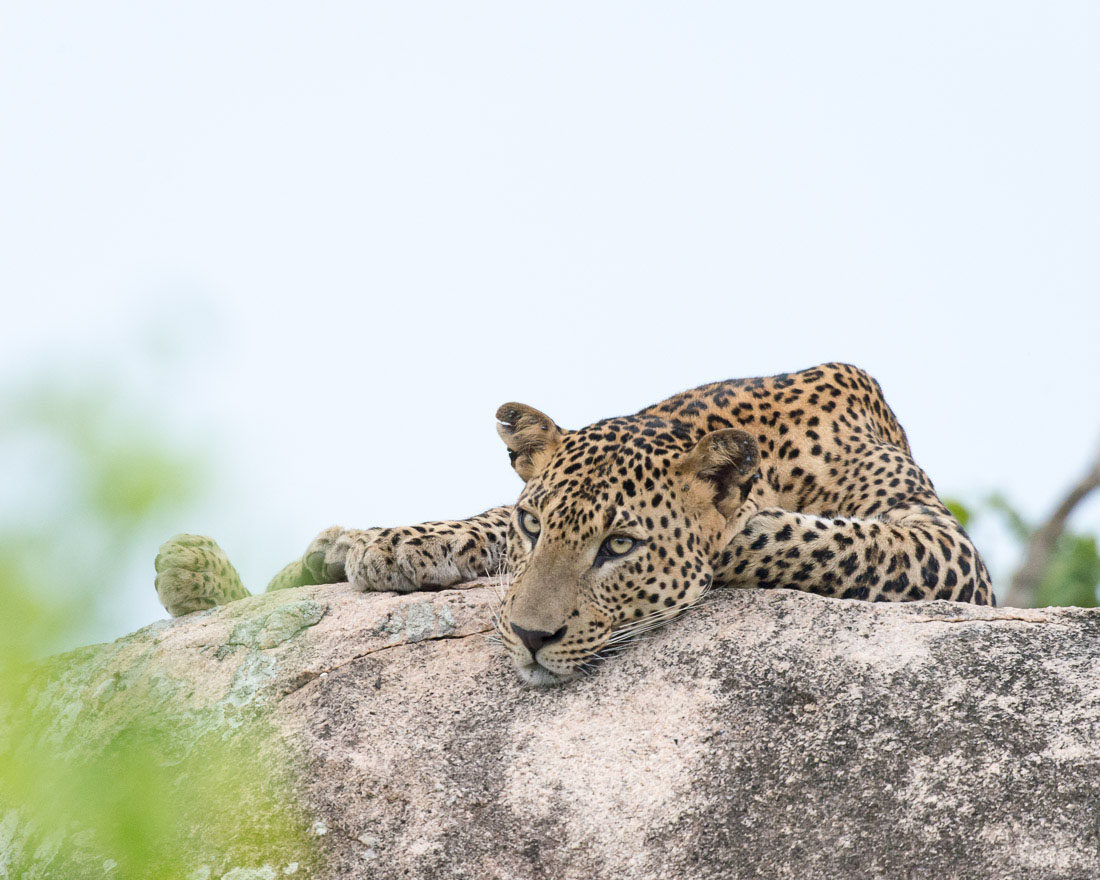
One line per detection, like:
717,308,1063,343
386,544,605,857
155,363,992,685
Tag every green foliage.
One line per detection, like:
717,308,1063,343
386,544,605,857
0,366,317,878
0,372,211,653
1,695,316,880
1035,533,1100,609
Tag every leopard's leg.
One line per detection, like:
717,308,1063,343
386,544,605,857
157,506,513,616
272,505,513,594
715,501,994,605
340,506,514,593
154,534,251,617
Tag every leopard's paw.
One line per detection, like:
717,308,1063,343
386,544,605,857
301,526,382,584
345,527,471,593
154,534,249,617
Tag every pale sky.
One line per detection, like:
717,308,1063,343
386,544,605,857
2,1,1098,641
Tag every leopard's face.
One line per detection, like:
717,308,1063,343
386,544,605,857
494,409,759,686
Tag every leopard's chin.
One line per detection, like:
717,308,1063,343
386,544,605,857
514,661,575,687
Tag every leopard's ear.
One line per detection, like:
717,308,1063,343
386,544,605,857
676,429,760,518
496,403,564,481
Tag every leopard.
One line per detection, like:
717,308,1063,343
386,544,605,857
155,362,993,686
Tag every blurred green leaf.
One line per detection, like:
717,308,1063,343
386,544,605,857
943,498,972,529
1035,533,1100,608
0,357,316,878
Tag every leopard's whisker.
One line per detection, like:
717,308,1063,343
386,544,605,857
602,594,713,648
606,612,681,642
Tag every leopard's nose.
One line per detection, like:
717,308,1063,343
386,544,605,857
510,623,567,658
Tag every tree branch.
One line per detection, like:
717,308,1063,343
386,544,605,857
1004,441,1100,608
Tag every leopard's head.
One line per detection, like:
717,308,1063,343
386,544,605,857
494,403,760,686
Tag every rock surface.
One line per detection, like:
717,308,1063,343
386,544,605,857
8,581,1100,879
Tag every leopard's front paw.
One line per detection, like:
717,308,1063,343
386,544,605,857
300,526,377,584
345,527,473,593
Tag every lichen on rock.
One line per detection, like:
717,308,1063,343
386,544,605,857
223,600,327,653
376,600,457,642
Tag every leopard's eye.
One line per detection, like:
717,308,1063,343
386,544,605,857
599,535,636,558
518,510,541,540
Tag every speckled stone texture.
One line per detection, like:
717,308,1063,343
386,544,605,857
9,582,1100,879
